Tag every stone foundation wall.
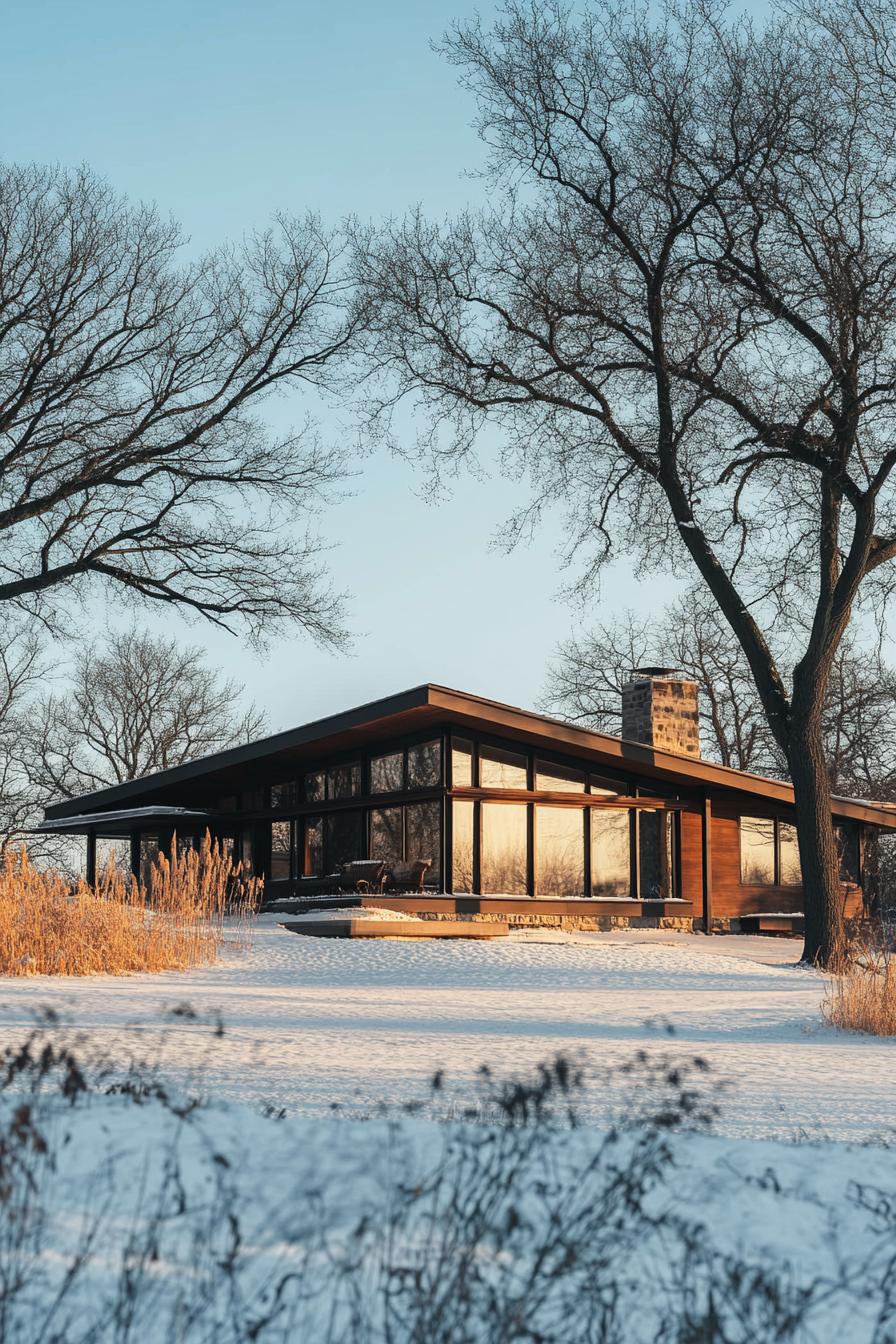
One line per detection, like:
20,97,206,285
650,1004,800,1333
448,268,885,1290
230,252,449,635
412,910,697,933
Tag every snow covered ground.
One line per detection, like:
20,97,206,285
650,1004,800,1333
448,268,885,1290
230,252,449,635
0,917,894,1142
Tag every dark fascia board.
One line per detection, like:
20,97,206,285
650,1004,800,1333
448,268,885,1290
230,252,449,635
43,684,432,820
43,681,896,831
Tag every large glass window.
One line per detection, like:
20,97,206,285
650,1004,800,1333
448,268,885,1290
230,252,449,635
328,763,361,800
304,771,325,804
271,781,298,811
480,746,528,790
241,787,266,811
481,802,528,894
406,800,441,884
740,817,776,885
535,761,586,794
407,740,441,789
303,816,323,877
536,806,585,896
139,833,159,888
326,811,362,869
778,822,802,886
590,774,623,798
639,811,675,898
836,823,860,884
591,811,631,898
452,799,475,892
370,752,404,794
452,739,473,788
240,831,254,876
270,820,293,881
370,807,404,867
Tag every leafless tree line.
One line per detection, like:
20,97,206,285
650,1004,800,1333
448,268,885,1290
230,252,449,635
0,623,263,863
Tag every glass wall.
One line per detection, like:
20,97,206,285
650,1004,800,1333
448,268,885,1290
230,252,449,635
480,746,528,789
270,820,293,880
328,763,361,800
740,817,776,884
638,811,675,898
481,802,528,894
407,800,441,884
271,781,298,810
535,760,586,793
452,739,473,787
778,821,802,886
408,741,441,789
535,806,585,896
371,751,403,794
303,816,323,876
452,799,475,892
326,811,363,869
591,811,631,897
370,806,403,867
304,770,325,804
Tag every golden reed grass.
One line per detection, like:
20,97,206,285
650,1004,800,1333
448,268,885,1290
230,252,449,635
823,931,896,1036
0,834,261,977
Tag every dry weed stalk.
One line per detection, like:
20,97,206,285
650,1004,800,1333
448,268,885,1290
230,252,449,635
0,833,260,977
823,928,896,1036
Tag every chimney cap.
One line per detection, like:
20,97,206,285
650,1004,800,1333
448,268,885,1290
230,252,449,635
630,665,686,679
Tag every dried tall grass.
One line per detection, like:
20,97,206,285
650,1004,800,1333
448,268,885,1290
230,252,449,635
0,834,260,977
823,932,896,1036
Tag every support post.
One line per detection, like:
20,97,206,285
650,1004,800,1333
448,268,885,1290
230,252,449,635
85,831,97,888
702,795,713,934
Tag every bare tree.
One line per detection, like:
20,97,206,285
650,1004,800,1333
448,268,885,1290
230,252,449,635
27,630,266,800
541,588,778,772
0,616,55,858
0,163,362,642
357,0,896,964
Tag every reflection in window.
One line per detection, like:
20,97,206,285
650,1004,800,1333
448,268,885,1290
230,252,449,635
778,822,802,886
407,740,441,789
271,781,298,811
407,800,441,884
139,833,159,888
240,831,253,875
836,823,860,884
536,806,584,896
97,837,130,879
303,816,323,877
481,802,528,894
535,761,586,794
452,739,473,788
480,746,528,790
740,816,776,884
304,771,325,804
326,811,362,869
370,807,403,867
370,752,404,794
639,811,675,898
328,763,361,800
270,820,292,880
452,799,474,892
591,811,630,898
590,775,623,797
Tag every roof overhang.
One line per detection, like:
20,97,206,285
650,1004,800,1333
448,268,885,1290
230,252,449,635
39,683,896,832
35,806,220,837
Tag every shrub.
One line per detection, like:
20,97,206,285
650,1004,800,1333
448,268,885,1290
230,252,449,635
0,834,259,976
823,931,896,1036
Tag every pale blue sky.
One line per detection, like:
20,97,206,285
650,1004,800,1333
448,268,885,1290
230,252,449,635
3,0,676,727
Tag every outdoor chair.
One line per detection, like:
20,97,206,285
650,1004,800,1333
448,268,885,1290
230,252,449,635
338,859,387,894
384,858,432,893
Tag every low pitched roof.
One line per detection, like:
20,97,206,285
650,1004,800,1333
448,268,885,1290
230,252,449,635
41,683,896,829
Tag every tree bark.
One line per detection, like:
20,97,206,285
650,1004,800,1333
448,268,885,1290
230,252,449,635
788,704,846,967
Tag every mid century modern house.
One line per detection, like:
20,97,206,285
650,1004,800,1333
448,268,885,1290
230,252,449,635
37,676,896,932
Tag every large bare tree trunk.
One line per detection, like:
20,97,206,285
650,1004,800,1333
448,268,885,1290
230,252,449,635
789,704,845,967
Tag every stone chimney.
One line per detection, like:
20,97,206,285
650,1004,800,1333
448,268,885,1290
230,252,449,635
620,667,701,758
